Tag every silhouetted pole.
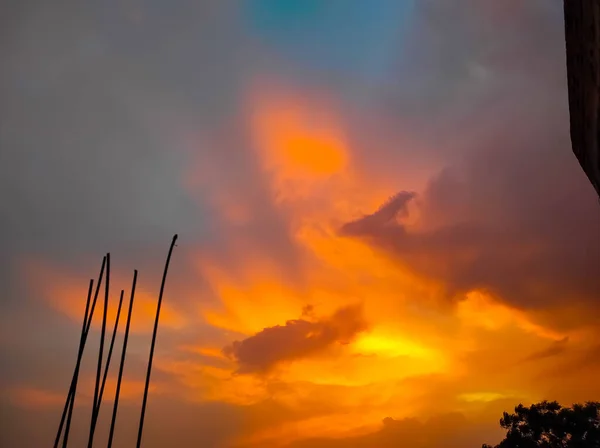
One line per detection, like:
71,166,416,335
54,256,107,448
59,278,93,448
87,288,123,447
88,253,110,448
136,234,178,448
63,258,108,447
107,270,138,448
95,290,124,414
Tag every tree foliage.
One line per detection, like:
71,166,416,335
483,400,600,448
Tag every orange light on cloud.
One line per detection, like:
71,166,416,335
188,81,435,341
456,290,565,341
80,376,160,403
9,386,66,410
196,258,306,335
22,257,187,334
248,83,349,188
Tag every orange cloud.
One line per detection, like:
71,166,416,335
21,256,187,334
251,90,347,174
79,375,161,404
9,386,66,410
246,80,349,203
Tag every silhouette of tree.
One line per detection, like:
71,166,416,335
482,400,600,448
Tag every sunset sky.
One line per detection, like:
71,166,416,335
2,1,600,447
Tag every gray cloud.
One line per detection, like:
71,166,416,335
0,0,253,265
340,173,600,322
338,0,600,326
223,305,368,374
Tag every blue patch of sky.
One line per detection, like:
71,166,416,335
242,0,415,85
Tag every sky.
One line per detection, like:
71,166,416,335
1,0,600,447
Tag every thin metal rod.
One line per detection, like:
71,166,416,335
59,278,94,448
136,234,178,448
95,290,124,415
107,270,138,448
63,258,107,447
84,258,108,335
54,256,106,448
88,253,110,448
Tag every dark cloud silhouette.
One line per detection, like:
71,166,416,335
223,305,368,374
545,343,600,380
522,337,570,364
340,158,600,322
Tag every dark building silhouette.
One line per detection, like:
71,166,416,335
564,0,600,198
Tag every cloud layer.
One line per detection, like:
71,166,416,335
2,1,600,448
